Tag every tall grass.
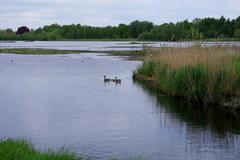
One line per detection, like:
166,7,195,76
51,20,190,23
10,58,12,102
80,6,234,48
134,46,240,105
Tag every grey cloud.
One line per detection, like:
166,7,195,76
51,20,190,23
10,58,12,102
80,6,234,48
0,0,239,30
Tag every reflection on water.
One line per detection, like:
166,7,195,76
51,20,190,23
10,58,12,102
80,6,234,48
136,81,240,133
134,81,240,160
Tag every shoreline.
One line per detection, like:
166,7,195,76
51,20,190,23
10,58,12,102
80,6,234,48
0,138,144,160
133,46,240,116
0,38,240,42
133,74,240,116
0,48,145,56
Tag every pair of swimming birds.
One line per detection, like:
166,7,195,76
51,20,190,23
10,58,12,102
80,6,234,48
104,75,121,83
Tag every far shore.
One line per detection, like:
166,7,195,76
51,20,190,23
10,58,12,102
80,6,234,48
0,38,240,42
0,48,145,56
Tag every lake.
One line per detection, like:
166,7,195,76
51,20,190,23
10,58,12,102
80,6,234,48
1,40,240,51
0,41,240,160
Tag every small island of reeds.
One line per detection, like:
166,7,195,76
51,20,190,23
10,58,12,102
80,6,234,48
133,46,240,111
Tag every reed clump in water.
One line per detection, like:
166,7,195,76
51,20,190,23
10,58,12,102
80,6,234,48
134,46,240,105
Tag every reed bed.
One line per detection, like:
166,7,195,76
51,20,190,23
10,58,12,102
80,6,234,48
134,46,240,105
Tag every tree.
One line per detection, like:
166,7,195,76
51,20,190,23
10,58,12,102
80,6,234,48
234,29,240,39
118,24,129,38
0,16,239,41
16,26,30,35
5,28,13,34
234,16,240,30
129,20,153,38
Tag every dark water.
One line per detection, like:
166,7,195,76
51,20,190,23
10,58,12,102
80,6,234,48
0,42,240,160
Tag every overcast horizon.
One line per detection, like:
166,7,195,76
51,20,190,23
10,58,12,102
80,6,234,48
1,0,239,30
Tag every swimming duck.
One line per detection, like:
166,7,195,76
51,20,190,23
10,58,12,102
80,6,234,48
114,77,121,83
104,75,111,82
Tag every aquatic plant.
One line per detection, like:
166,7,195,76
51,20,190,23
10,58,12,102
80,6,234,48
134,46,240,105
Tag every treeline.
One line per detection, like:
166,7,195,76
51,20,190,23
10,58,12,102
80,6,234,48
139,16,240,41
0,21,153,41
0,16,240,41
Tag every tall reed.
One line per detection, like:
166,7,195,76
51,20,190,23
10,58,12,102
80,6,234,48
134,46,240,105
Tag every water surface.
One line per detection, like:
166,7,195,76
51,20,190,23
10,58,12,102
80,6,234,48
1,41,240,51
0,41,240,160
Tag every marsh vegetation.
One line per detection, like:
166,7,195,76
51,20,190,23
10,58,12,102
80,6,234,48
0,48,144,56
0,48,82,54
134,46,240,108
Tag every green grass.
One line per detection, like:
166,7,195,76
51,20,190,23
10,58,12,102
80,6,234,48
0,139,86,160
0,48,145,56
107,50,145,56
0,139,147,160
134,47,240,106
0,48,83,55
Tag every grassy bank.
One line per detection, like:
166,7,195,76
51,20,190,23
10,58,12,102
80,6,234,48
133,46,240,108
0,48,83,54
0,139,86,160
107,50,145,56
0,139,145,160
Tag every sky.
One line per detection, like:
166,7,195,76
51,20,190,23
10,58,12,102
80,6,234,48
0,0,239,30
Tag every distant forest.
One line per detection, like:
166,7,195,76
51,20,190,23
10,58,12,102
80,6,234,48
1,16,240,41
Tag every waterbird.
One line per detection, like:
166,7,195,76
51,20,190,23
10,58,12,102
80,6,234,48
114,77,121,83
104,75,111,82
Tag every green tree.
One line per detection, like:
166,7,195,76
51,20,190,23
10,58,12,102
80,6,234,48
129,20,153,38
234,29,240,38
5,28,13,34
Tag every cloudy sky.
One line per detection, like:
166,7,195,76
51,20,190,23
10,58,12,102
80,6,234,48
1,0,239,30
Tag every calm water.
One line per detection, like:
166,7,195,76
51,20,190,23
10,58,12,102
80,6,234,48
1,41,240,51
0,41,143,51
0,41,240,160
